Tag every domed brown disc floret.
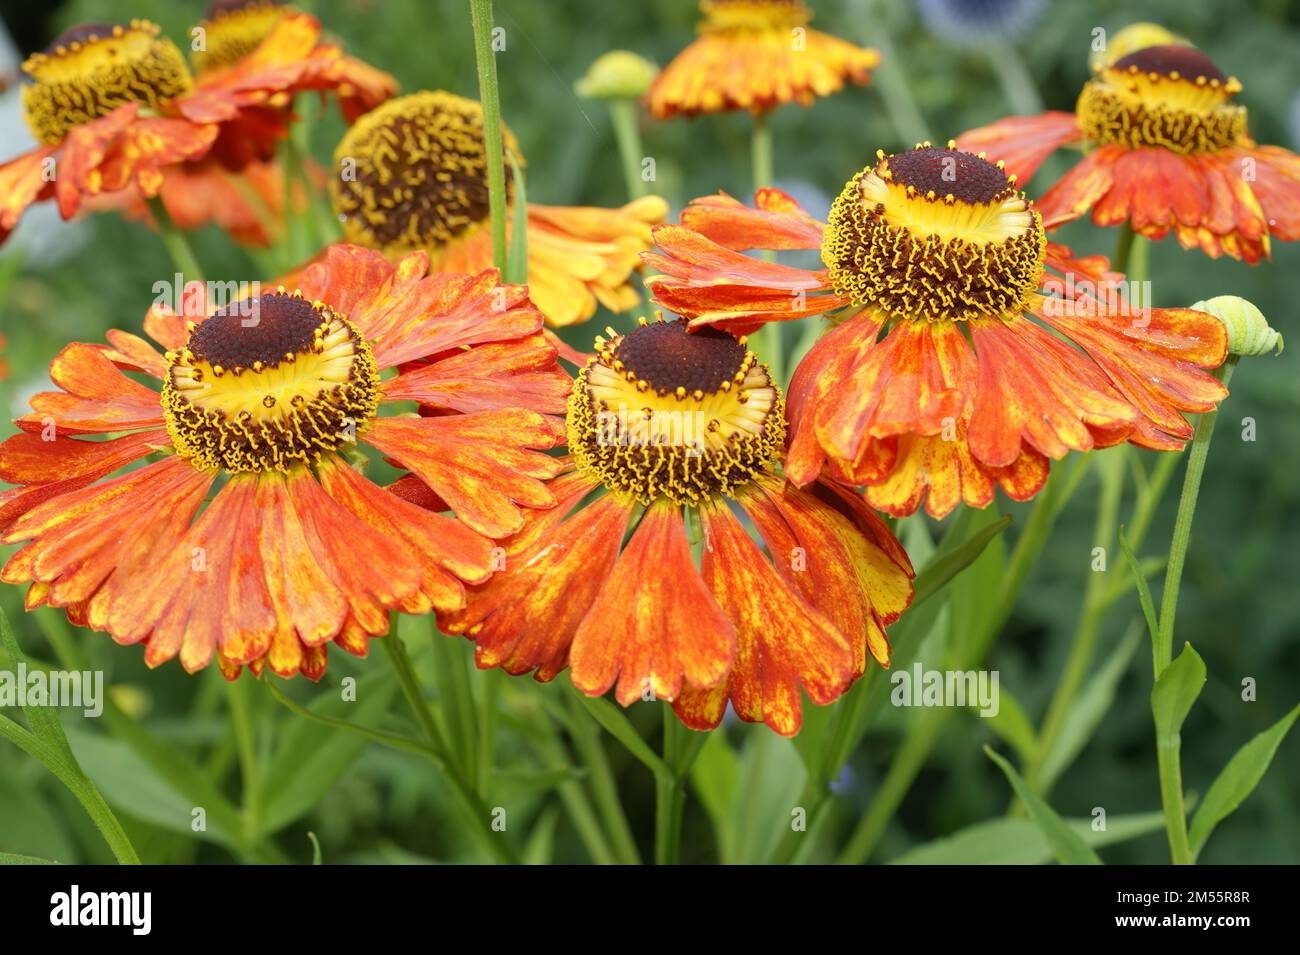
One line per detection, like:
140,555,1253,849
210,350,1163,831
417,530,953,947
568,317,785,505
192,0,291,74
21,20,194,145
162,291,380,473
1077,44,1246,153
821,143,1046,323
330,90,522,256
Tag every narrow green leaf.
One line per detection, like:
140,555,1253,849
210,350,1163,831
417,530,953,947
1038,622,1143,791
0,852,59,865
1151,643,1206,744
984,746,1102,864
522,805,560,865
1189,702,1300,858
913,514,1011,608
1118,526,1159,641
690,729,740,863
308,832,323,866
257,670,399,836
890,811,1165,865
504,150,529,285
0,610,74,761
979,686,1037,763
574,694,671,783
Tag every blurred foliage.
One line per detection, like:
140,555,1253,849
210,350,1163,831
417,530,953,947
0,0,1296,864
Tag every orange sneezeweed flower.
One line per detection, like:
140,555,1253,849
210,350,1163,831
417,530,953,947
0,244,569,680
955,39,1300,263
441,317,914,737
647,0,879,118
0,12,394,246
328,90,666,333
645,144,1230,518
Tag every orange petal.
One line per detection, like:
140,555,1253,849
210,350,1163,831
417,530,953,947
967,316,1138,467
383,333,571,415
679,189,824,251
673,497,854,737
18,343,164,435
364,412,565,538
954,111,1084,185
570,500,734,706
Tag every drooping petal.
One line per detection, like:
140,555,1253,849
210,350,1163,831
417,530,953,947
673,497,852,737
364,411,565,538
678,189,825,251
570,499,734,707
954,111,1085,184
967,316,1139,467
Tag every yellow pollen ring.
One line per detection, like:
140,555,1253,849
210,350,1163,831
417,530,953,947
570,318,785,506
1077,66,1246,153
192,1,292,74
330,90,523,256
21,20,193,145
821,146,1046,323
700,0,811,33
162,290,380,474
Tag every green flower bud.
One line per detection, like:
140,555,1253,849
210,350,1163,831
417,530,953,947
1191,295,1283,358
576,51,658,101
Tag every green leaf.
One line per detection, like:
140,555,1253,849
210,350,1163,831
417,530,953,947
504,150,529,285
1151,643,1206,745
1118,526,1159,641
690,729,740,862
947,506,1009,668
733,732,807,865
522,805,560,865
257,669,399,836
979,686,1037,762
890,811,1165,864
574,694,671,783
0,611,74,762
984,746,1102,864
0,852,59,865
63,728,236,848
1188,702,1300,859
308,832,323,866
1038,622,1143,791
913,513,1011,609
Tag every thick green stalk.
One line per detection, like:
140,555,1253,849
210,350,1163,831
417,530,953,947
227,678,260,844
654,709,694,865
1155,359,1237,675
382,630,520,864
566,696,642,865
469,0,508,270
609,99,647,199
146,195,205,286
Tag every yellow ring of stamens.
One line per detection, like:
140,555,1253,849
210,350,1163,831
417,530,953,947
568,317,785,505
192,0,291,74
700,0,811,32
1077,45,1246,154
21,20,193,145
330,90,522,256
821,143,1046,322
162,290,380,474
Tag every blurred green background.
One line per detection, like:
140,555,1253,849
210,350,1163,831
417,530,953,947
0,0,1296,864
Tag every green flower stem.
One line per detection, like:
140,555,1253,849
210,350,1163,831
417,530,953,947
836,456,1085,864
565,695,642,865
382,627,520,864
469,0,508,270
1157,732,1193,864
856,0,932,145
227,677,260,844
609,99,647,199
749,113,785,386
1022,447,1125,794
1155,357,1238,675
146,195,205,286
987,41,1043,116
654,708,697,865
529,716,619,865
